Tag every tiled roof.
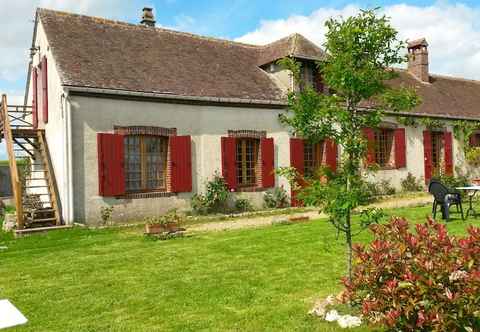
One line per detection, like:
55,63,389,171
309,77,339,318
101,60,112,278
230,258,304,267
387,71,480,120
37,9,480,119
38,9,322,103
257,33,327,66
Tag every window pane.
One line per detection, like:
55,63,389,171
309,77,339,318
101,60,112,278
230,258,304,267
304,141,324,177
144,136,168,190
236,138,258,187
431,132,444,172
124,136,141,191
374,129,394,167
124,135,168,192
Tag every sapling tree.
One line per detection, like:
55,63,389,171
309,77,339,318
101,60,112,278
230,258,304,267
279,9,420,279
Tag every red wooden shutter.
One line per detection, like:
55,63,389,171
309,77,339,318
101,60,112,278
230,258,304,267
261,137,275,188
41,56,48,124
290,138,305,175
423,131,433,184
97,133,125,196
394,128,406,169
444,131,453,176
363,128,375,165
170,135,192,192
32,67,38,129
290,138,305,207
221,137,237,190
324,139,337,172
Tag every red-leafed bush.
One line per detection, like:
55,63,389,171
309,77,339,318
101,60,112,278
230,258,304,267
343,217,480,331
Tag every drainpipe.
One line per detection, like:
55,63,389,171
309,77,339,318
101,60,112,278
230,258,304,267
61,91,74,224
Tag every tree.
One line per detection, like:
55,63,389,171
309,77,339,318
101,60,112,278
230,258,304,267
279,9,420,280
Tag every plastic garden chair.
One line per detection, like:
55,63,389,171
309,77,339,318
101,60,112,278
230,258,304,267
428,180,464,221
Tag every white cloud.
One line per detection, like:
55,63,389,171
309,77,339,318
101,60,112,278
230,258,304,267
0,0,142,84
236,2,480,80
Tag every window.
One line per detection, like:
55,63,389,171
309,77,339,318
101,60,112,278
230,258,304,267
431,131,444,172
236,138,259,187
304,141,324,177
302,64,315,89
470,133,480,147
124,135,168,192
374,129,395,167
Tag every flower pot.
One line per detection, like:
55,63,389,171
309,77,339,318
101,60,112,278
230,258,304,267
165,222,179,233
145,223,166,234
288,215,310,223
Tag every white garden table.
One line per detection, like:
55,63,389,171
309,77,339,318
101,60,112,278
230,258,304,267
455,185,480,218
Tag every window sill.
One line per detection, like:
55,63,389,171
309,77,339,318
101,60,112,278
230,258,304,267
378,166,398,171
119,191,177,199
234,186,269,193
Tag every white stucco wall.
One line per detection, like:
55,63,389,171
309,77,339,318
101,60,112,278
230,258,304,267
364,117,470,188
69,96,292,224
26,19,69,221
67,94,475,225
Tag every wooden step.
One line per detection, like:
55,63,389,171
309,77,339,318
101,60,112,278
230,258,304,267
25,185,49,189
28,217,57,223
15,225,71,237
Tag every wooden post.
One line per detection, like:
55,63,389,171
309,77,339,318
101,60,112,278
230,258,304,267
1,94,24,229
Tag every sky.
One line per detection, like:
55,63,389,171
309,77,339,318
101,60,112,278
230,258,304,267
2,0,480,158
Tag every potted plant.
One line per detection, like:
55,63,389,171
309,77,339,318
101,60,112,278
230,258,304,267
144,216,167,234
144,209,186,235
164,209,185,233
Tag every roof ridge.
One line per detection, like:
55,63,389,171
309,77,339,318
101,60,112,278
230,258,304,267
395,67,480,85
37,7,262,49
430,73,480,85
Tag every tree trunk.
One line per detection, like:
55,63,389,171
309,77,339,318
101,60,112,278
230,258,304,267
345,211,353,281
345,145,354,282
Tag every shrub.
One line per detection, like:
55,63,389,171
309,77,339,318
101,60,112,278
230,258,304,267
263,186,289,208
100,206,114,226
234,198,254,213
432,173,470,190
145,209,185,225
379,180,396,196
466,147,480,167
191,172,230,215
191,194,209,215
360,179,395,201
400,172,423,192
343,217,480,331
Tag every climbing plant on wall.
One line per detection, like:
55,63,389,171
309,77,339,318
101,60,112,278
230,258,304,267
396,114,480,166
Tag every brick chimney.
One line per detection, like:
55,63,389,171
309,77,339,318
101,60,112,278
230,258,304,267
141,7,156,27
407,38,429,83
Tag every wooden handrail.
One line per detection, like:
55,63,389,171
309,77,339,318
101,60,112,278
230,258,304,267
1,94,24,229
37,130,62,225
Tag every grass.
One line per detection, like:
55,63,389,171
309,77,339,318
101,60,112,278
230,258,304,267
1,203,480,331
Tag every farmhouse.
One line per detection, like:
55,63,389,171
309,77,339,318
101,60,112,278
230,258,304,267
2,7,480,228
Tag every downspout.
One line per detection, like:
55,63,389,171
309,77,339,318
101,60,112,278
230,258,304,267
61,90,74,223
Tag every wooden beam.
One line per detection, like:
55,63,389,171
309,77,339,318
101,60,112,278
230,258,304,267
1,94,24,229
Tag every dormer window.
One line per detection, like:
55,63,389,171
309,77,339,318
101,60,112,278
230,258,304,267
300,61,325,94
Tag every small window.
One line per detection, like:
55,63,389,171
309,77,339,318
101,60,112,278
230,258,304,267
304,141,324,177
470,133,480,147
374,129,395,167
236,138,259,187
124,135,168,192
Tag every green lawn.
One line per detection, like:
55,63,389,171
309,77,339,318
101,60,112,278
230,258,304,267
1,204,479,332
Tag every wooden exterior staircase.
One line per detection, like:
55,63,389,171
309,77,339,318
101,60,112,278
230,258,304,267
0,94,62,231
